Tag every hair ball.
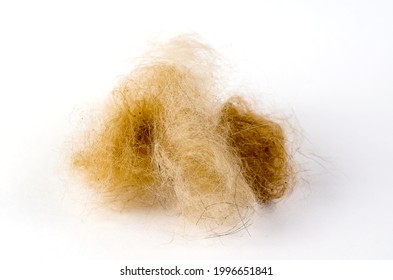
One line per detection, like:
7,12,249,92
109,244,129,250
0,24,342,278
70,35,295,232
218,97,294,203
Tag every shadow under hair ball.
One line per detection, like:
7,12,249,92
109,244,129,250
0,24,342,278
70,35,295,233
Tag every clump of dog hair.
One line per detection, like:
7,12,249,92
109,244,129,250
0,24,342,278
71,35,294,232
218,97,293,203
72,94,160,206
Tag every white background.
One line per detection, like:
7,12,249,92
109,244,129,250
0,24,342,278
0,0,392,261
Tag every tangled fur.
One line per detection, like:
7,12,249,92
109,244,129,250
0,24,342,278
219,97,293,203
71,35,294,232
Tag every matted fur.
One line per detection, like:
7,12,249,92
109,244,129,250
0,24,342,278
71,35,294,232
219,97,293,203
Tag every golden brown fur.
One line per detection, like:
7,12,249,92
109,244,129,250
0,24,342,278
70,35,294,232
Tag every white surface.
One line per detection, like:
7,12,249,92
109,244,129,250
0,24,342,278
0,0,392,259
